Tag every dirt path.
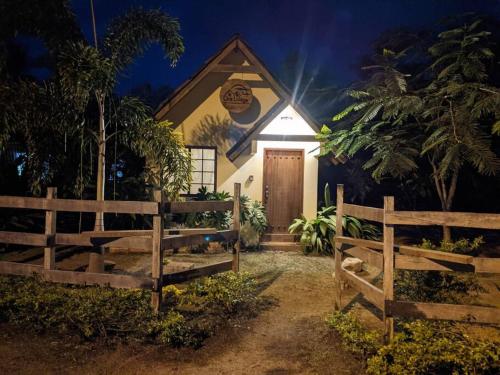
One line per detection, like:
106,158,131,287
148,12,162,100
0,252,370,375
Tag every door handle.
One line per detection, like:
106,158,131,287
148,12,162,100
264,185,269,203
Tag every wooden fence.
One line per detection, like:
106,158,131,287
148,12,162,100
0,183,241,312
333,184,500,343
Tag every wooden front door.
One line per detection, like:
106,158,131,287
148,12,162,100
263,149,304,233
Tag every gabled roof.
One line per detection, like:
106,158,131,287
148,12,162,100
154,35,322,160
155,34,242,120
226,99,287,161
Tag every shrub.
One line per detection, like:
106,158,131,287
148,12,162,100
147,310,195,347
327,312,500,375
0,275,157,340
0,272,264,347
240,195,267,242
367,321,500,375
184,188,267,251
238,195,268,249
289,183,380,255
421,236,484,255
183,272,259,314
326,312,380,359
185,187,232,230
395,238,484,304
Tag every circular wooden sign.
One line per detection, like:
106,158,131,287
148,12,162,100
220,79,253,113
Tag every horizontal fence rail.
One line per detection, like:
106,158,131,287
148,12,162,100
165,200,234,213
0,196,236,215
386,300,500,325
0,261,154,289
0,184,242,312
333,184,500,343
341,265,384,309
163,260,233,284
343,204,384,223
0,196,160,214
385,211,500,230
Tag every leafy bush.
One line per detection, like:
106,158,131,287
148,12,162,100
185,186,233,230
367,321,500,375
239,195,267,249
0,275,182,342
184,187,267,250
183,272,259,314
326,312,380,359
289,184,380,255
0,272,264,347
421,236,484,255
239,195,267,236
327,312,500,375
395,238,484,303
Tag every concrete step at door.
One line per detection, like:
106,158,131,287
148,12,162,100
260,241,302,252
262,233,298,242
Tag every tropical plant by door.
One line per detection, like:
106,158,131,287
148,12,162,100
289,184,379,255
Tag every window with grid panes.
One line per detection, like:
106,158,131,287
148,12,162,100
182,146,217,195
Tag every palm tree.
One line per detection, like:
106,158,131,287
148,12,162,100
60,3,184,231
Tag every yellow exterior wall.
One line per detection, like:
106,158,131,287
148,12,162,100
175,71,280,189
162,63,319,219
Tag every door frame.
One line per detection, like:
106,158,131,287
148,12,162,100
262,148,305,231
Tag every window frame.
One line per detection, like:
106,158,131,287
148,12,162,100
182,145,218,197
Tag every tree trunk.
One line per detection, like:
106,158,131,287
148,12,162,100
94,94,106,231
434,169,459,243
441,169,459,242
89,93,105,273
442,223,451,242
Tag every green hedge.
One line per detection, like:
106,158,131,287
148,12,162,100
0,272,264,347
326,312,499,375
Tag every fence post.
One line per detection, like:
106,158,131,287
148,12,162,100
334,184,344,311
88,248,105,273
151,189,164,312
232,183,241,273
383,196,395,343
88,199,105,272
44,187,57,270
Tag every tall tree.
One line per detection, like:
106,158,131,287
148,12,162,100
0,1,190,232
318,19,500,240
59,4,184,230
421,20,500,240
0,0,84,196
317,48,423,181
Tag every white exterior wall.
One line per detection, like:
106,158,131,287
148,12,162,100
219,105,319,219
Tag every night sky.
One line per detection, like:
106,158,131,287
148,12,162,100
70,0,500,96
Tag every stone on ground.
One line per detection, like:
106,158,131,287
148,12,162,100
342,257,363,272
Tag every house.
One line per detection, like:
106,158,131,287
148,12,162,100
155,36,321,238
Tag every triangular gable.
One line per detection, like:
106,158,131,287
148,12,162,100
155,35,242,120
260,105,317,135
154,35,320,130
225,100,322,161
153,35,338,164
